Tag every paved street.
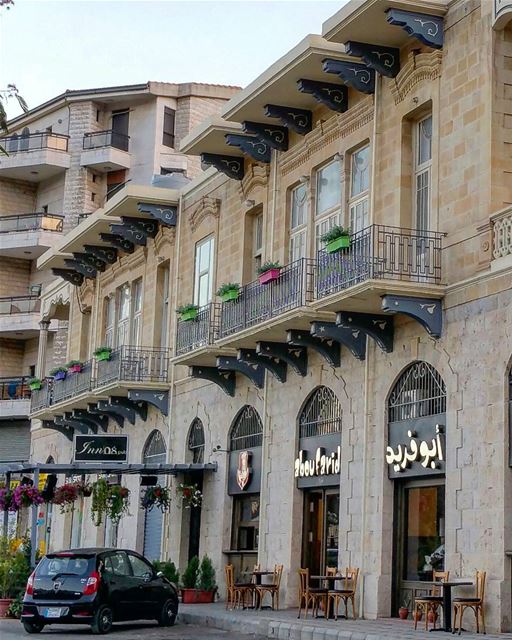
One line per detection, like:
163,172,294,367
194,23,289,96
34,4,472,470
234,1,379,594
0,618,264,640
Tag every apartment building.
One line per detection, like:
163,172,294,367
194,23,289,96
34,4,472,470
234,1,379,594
11,0,512,631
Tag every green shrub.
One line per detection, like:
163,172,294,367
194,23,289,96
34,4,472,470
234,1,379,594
0,537,31,599
153,560,180,586
320,225,350,244
176,303,199,315
197,555,216,592
181,555,199,589
216,282,240,297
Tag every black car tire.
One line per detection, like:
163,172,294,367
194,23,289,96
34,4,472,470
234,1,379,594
22,621,45,634
157,598,178,627
91,605,113,635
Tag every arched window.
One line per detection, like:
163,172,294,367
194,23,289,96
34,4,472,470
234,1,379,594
299,386,342,438
143,430,166,463
188,418,205,463
388,361,446,422
229,406,263,451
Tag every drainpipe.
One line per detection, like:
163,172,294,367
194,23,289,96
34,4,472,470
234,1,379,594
269,150,279,258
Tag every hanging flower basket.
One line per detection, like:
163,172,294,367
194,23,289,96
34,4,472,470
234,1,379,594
0,488,16,513
12,485,43,510
93,347,112,362
257,261,281,285
177,483,202,509
91,479,130,526
50,367,67,381
28,378,42,391
52,483,80,514
141,484,172,512
177,304,199,322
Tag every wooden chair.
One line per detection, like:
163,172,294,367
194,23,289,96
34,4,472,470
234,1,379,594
452,571,486,635
413,570,449,630
224,564,254,610
256,563,283,610
297,568,328,619
326,567,359,620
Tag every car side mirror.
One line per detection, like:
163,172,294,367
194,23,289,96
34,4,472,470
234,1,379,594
156,571,163,578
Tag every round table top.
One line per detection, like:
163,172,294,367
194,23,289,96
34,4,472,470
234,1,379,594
425,581,473,587
310,575,347,580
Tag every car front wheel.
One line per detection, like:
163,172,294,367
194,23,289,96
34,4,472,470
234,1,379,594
157,598,178,627
91,605,113,635
22,621,44,634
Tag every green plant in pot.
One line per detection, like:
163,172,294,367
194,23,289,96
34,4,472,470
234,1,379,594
27,378,42,391
321,225,350,253
0,537,31,618
49,366,67,381
180,556,203,604
93,346,112,362
257,261,281,285
216,282,240,303
177,304,199,322
65,360,82,373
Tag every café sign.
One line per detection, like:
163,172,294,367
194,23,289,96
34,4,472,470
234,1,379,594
74,435,128,463
295,446,341,479
387,421,445,479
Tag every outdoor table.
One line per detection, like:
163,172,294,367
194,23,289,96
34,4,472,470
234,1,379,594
310,575,349,619
241,570,274,609
426,581,473,632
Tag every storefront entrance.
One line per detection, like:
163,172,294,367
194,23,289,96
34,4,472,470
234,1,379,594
302,489,339,576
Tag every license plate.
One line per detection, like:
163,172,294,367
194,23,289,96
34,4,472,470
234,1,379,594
44,607,62,618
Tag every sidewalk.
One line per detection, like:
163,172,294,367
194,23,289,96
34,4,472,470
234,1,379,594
178,602,512,640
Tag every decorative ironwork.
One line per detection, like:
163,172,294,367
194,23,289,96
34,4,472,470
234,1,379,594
386,9,444,49
242,121,288,151
137,202,177,227
216,356,265,389
97,399,135,425
120,217,159,238
128,389,169,416
99,233,135,254
315,224,443,299
110,396,148,422
52,360,93,404
72,252,107,272
63,258,97,279
388,361,446,423
256,341,308,377
381,295,442,338
201,153,244,180
72,408,108,432
109,223,147,246
95,346,170,389
299,386,342,439
189,366,236,396
310,321,366,361
0,213,64,234
225,134,271,163
175,303,219,356
54,414,89,435
336,311,394,353
143,429,166,460
84,244,118,264
297,79,348,113
322,59,376,94
83,129,129,151
237,349,287,383
345,41,400,78
287,330,340,368
66,411,98,434
88,403,125,429
188,418,205,463
263,104,312,135
219,258,314,338
30,381,53,413
42,420,73,442
51,268,84,286
229,405,263,451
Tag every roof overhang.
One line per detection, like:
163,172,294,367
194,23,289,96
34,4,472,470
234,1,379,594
179,117,243,157
0,461,217,476
322,0,448,46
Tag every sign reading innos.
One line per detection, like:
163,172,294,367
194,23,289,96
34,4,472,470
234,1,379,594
295,446,341,479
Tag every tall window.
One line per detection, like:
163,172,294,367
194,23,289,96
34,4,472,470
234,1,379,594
315,159,341,250
194,236,214,308
116,284,131,347
414,115,432,231
299,386,342,438
188,418,205,463
104,296,115,347
131,279,143,346
162,107,176,148
252,213,263,277
289,183,308,261
349,145,370,233
159,265,170,349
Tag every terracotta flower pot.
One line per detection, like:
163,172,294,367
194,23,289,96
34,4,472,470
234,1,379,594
0,598,13,618
398,607,409,620
258,268,281,285
181,588,215,604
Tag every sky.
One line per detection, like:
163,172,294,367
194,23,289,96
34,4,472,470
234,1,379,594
1,0,345,119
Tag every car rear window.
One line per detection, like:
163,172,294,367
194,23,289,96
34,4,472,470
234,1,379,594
36,555,95,577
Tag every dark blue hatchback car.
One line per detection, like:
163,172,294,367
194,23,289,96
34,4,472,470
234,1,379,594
21,548,179,634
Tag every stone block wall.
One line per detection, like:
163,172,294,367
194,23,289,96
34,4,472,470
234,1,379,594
0,179,36,214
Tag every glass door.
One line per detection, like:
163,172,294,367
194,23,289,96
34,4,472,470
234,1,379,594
302,489,340,576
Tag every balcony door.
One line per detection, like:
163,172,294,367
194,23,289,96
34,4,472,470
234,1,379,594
111,110,129,150
413,115,432,280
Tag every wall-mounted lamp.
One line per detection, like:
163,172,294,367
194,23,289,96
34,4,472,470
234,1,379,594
212,445,229,453
299,175,310,185
244,199,256,208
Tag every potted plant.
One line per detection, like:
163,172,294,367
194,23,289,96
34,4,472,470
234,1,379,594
141,484,172,513
27,378,42,391
108,484,130,524
257,261,281,285
0,538,31,618
65,360,82,373
12,485,43,510
196,555,217,603
52,483,80,514
180,556,200,604
153,560,180,587
49,366,67,381
321,225,350,253
176,482,202,509
177,304,199,322
93,346,112,362
398,597,410,620
0,488,15,513
216,282,240,303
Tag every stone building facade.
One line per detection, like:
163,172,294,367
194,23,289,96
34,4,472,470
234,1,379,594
14,0,512,633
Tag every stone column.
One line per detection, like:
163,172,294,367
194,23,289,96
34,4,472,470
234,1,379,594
36,320,50,378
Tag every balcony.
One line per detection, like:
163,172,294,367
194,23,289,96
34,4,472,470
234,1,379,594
0,376,31,419
52,360,94,404
0,213,64,258
94,346,169,392
0,296,41,338
80,130,131,172
0,132,70,181
311,224,445,313
174,303,224,365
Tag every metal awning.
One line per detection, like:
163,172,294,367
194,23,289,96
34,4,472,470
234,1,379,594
0,461,217,475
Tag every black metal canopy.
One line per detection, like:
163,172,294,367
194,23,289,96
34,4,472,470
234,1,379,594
0,461,217,476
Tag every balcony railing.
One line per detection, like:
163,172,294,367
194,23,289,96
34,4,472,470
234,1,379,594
0,376,31,400
95,346,170,388
30,381,52,413
491,208,512,260
175,303,219,356
315,224,443,299
1,132,69,153
0,296,40,315
0,213,64,234
52,360,94,404
83,130,130,152
219,258,315,339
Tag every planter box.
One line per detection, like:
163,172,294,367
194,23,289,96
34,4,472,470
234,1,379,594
220,290,239,303
181,308,198,322
68,364,82,373
53,371,66,381
258,268,281,285
0,598,13,618
181,588,215,604
95,351,111,362
29,381,42,391
325,236,350,253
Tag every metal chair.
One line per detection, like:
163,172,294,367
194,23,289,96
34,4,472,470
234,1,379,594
413,570,450,630
452,571,486,635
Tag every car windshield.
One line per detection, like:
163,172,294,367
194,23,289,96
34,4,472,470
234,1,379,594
36,555,95,578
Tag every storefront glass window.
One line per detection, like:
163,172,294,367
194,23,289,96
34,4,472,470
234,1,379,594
231,495,260,551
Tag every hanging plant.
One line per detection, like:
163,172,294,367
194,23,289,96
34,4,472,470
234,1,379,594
176,483,202,509
0,488,16,512
12,485,43,509
52,483,80,514
108,485,130,524
141,484,172,513
77,481,92,498
91,478,109,526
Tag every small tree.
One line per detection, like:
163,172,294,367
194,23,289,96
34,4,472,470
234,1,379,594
153,560,180,586
181,555,199,589
197,555,216,592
